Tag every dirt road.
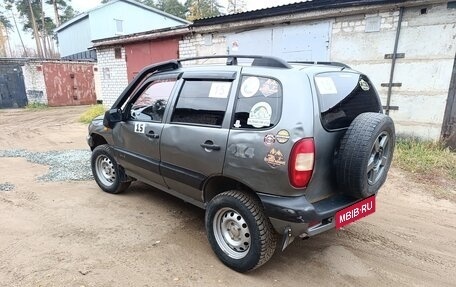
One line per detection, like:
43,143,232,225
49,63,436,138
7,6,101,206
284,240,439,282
1,107,455,287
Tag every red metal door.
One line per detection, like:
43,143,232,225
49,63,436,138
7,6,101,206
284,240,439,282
43,62,96,107
125,37,179,82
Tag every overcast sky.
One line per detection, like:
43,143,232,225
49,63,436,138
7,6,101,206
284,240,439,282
70,0,301,12
6,0,301,55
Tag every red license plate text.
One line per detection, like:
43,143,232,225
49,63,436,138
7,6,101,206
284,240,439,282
335,196,376,229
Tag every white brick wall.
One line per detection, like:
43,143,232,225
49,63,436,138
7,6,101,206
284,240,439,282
331,4,456,140
179,33,227,63
96,47,128,108
22,63,47,105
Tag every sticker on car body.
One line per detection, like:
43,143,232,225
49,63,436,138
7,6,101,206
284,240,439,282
264,148,286,168
247,102,272,128
134,122,145,133
276,129,290,144
315,77,338,94
209,82,231,98
241,77,260,98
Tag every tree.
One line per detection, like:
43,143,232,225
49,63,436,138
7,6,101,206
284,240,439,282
2,1,28,56
186,0,221,21
0,15,13,30
152,0,187,19
226,0,245,14
45,0,76,27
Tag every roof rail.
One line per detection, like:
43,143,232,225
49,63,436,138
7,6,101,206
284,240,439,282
288,61,351,69
178,55,292,69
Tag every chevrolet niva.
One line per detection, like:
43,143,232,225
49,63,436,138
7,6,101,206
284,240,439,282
87,55,395,272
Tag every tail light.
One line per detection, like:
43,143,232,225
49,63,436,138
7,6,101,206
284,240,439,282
289,138,315,188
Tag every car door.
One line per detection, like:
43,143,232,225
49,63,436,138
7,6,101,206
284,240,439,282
112,75,178,187
160,69,241,202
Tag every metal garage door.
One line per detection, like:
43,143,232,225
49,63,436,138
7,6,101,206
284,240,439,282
0,64,27,108
226,21,331,61
125,37,180,82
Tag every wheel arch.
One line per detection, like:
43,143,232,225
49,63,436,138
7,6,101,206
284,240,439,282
89,133,108,150
203,175,260,204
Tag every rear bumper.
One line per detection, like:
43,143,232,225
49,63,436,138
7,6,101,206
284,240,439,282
258,193,359,237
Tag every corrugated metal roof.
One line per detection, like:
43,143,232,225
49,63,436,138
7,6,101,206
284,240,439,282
192,0,409,26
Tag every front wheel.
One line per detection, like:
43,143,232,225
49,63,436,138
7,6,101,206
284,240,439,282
91,145,131,194
205,190,277,272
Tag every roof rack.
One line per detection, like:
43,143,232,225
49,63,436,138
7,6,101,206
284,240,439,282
288,61,351,69
178,55,292,69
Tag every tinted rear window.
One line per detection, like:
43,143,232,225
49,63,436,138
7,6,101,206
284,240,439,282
315,72,381,130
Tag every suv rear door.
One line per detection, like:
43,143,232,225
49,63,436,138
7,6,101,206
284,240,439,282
160,69,241,202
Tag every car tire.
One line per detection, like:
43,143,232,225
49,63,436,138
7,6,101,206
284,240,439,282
336,112,395,199
205,190,277,272
91,144,131,194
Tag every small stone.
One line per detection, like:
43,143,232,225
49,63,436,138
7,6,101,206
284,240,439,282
79,269,90,275
173,277,179,281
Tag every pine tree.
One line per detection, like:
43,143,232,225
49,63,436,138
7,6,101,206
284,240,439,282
186,0,221,21
226,0,246,14
153,0,187,19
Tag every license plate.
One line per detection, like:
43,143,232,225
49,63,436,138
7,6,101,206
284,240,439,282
335,196,376,229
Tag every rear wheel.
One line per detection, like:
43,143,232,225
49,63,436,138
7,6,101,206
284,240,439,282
91,145,131,194
336,113,395,198
205,190,277,272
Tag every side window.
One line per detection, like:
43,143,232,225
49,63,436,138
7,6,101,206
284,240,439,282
171,80,232,126
233,76,282,129
130,79,176,122
314,72,381,130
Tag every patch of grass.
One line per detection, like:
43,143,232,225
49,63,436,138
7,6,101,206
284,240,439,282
26,102,48,110
79,104,106,124
394,137,456,181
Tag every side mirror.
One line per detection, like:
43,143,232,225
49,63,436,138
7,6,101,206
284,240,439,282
103,108,122,128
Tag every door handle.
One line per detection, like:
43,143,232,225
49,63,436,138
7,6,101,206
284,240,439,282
200,142,221,151
146,131,160,139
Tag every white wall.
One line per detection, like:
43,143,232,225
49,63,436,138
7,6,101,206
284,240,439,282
22,62,48,105
89,1,185,41
331,4,456,139
97,47,128,108
57,17,92,57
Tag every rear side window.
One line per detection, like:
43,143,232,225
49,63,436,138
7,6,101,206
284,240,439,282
171,80,231,126
315,72,381,130
233,76,282,129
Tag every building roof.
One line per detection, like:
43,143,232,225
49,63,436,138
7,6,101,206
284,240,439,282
92,25,190,47
55,0,190,33
192,0,410,26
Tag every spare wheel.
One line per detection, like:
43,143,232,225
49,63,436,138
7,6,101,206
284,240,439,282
336,112,395,199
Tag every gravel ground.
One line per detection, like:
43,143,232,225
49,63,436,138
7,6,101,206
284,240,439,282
0,182,14,191
0,149,92,181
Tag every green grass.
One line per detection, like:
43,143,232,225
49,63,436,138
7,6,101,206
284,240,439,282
394,137,456,181
25,102,48,110
79,104,106,124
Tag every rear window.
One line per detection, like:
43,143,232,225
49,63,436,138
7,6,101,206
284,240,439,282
315,72,381,130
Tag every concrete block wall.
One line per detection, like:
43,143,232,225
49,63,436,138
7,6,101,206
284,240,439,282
97,47,128,108
22,62,48,105
331,4,456,140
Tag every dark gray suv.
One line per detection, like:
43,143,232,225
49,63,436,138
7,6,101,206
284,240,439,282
87,55,395,272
